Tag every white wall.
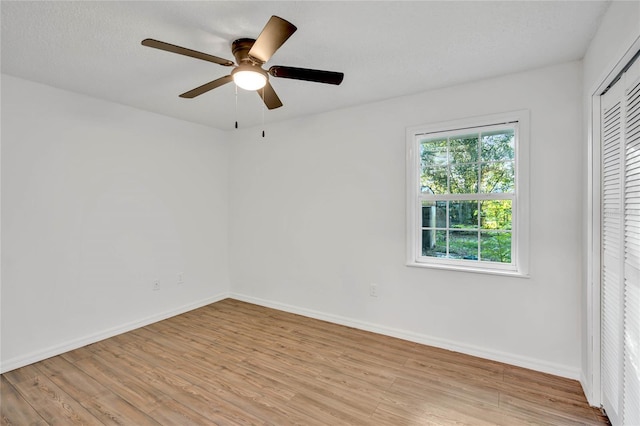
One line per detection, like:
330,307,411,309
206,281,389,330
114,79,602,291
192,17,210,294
1,75,230,372
229,62,584,378
583,1,640,93
581,0,640,405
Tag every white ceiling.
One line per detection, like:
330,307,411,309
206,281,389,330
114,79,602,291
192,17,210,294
1,1,609,131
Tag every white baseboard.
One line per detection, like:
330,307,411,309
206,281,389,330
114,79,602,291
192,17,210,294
230,292,581,380
3,291,581,381
0,292,229,374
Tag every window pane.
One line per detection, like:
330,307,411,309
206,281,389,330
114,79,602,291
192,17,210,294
480,231,512,263
481,130,514,162
480,200,512,230
420,138,448,165
449,135,478,163
422,201,435,228
480,161,514,193
449,200,478,229
422,200,447,228
450,163,478,194
422,229,446,257
421,166,448,194
449,230,478,260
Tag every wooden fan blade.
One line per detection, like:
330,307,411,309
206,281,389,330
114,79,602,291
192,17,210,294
269,66,344,85
248,16,297,63
142,39,234,66
180,75,233,98
257,82,283,109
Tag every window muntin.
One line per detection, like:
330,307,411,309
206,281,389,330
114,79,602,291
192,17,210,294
408,113,528,275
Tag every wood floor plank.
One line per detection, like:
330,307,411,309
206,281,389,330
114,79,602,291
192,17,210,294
241,354,379,424
405,373,503,408
73,354,167,414
1,298,608,425
80,390,161,425
4,366,102,425
499,393,603,426
33,357,108,403
145,396,226,426
503,364,589,403
380,378,536,426
58,347,93,365
1,375,48,426
115,334,297,425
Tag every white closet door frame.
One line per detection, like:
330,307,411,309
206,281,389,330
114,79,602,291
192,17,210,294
587,36,640,408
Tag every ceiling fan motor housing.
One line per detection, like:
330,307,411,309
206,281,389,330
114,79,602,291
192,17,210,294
232,38,262,65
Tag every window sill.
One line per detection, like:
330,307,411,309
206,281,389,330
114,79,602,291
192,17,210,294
406,260,529,278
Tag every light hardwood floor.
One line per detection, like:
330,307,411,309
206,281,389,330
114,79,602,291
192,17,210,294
2,299,609,425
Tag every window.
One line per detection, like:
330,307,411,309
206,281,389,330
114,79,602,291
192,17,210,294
406,111,529,276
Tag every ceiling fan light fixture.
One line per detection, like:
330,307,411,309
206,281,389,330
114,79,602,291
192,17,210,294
232,65,267,91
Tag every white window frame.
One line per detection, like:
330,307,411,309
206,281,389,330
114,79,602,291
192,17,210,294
406,110,530,277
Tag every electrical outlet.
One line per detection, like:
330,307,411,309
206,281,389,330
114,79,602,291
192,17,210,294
152,280,160,291
370,283,378,297
177,273,184,285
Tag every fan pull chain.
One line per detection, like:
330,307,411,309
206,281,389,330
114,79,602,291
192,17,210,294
234,85,238,129
261,87,265,138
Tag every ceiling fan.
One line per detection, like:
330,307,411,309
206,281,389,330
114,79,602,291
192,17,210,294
142,15,344,110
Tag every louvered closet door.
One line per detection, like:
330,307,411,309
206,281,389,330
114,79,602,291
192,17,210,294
601,55,640,426
602,73,624,426
622,58,640,426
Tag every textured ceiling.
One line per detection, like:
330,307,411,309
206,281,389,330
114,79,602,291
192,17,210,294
1,1,609,131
